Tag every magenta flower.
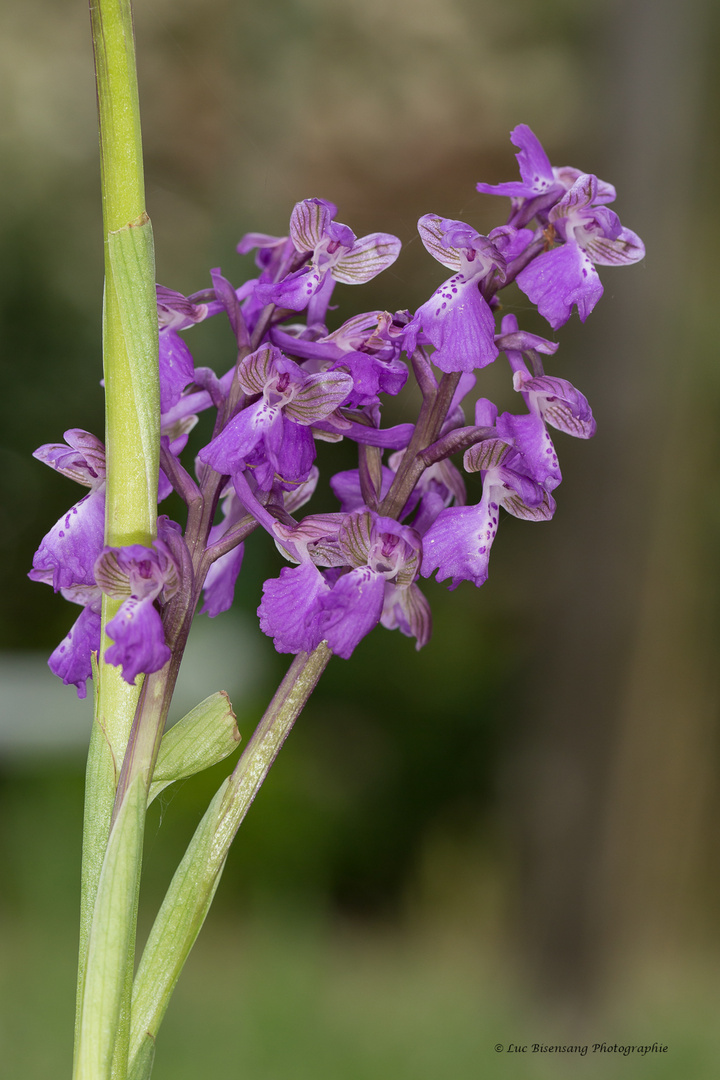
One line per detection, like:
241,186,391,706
95,535,181,685
476,123,616,228
198,344,353,491
256,198,401,315
28,431,107,696
516,173,645,328
404,215,531,373
259,511,427,656
29,430,106,593
497,314,596,438
421,400,557,589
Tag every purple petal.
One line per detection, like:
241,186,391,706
48,604,101,698
258,561,329,654
320,417,414,450
316,567,386,659
33,429,105,486
158,329,196,413
105,597,171,684
201,543,245,617
236,231,288,256
476,124,557,199
582,225,645,267
474,398,499,428
412,276,498,373
421,499,498,589
283,370,354,425
516,243,603,329
199,399,278,477
256,266,326,311
514,371,596,438
380,582,432,649
496,410,561,491
290,198,338,253
510,123,556,192
417,215,465,272
330,466,395,512
332,232,402,285
329,351,408,408
264,415,317,488
29,486,106,591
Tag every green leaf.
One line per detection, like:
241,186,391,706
128,780,231,1075
127,1035,155,1080
147,692,240,805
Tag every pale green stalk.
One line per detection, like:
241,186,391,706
127,644,332,1079
74,0,159,1076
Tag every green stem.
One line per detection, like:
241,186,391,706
127,644,332,1079
74,0,159,1077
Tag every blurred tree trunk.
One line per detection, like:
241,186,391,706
506,0,717,1008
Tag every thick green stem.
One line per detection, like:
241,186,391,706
74,0,159,1077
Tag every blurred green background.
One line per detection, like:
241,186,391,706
3,0,720,1075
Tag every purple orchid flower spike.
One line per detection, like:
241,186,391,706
95,534,182,685
257,198,401,317
476,124,617,228
259,510,427,656
515,173,645,329
198,344,353,491
404,215,530,373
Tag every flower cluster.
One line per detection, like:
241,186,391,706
31,127,644,694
